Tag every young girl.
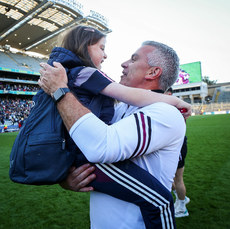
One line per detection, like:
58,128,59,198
46,25,189,228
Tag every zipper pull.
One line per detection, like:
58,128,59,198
62,139,66,150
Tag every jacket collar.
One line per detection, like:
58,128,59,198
151,89,164,94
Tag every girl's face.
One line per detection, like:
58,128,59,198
88,37,107,69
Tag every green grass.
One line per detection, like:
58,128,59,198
0,133,90,229
1,114,230,228
176,114,230,229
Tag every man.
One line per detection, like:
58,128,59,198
172,136,190,217
39,41,187,228
165,87,190,217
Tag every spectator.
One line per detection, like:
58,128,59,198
165,87,190,218
3,124,7,132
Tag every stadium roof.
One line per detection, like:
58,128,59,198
0,0,111,56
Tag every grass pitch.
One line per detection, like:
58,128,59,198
0,114,230,228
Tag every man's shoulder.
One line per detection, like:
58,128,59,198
113,102,184,126
138,102,184,124
114,102,180,117
139,102,178,113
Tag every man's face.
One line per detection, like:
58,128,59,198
119,45,155,88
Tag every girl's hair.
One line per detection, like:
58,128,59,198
60,25,106,68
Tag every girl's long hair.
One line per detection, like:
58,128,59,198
60,25,106,68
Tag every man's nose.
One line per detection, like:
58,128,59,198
121,60,128,68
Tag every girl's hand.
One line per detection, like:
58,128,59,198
176,99,192,119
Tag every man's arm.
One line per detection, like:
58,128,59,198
56,92,90,131
68,103,186,163
39,62,91,131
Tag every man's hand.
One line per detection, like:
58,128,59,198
38,62,68,95
60,164,96,192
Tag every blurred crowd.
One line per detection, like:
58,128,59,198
0,98,33,126
0,83,39,92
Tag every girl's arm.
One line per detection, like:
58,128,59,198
39,62,191,118
101,82,191,118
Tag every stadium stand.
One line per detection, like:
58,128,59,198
0,50,46,72
212,86,230,103
7,52,45,72
0,51,19,69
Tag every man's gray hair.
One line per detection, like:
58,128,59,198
142,41,180,92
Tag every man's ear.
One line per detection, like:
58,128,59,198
145,67,162,80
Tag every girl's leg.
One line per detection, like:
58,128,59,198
90,160,176,229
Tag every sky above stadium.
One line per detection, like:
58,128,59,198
80,0,230,83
